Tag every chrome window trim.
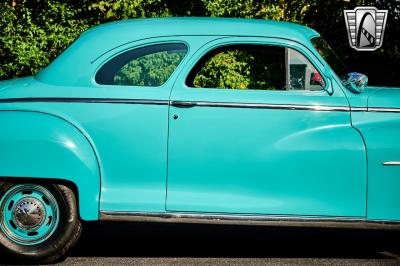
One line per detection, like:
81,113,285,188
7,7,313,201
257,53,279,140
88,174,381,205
100,211,400,230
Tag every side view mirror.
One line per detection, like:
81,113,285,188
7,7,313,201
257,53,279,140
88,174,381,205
342,72,368,94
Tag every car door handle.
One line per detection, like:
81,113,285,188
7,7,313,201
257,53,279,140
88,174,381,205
170,101,196,108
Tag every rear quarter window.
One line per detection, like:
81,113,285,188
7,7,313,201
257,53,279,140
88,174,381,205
96,43,187,87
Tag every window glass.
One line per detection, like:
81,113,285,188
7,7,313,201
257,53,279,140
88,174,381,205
311,37,348,79
187,45,324,91
287,48,325,91
188,45,285,90
96,43,187,86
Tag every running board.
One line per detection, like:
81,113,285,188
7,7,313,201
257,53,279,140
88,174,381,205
99,211,400,230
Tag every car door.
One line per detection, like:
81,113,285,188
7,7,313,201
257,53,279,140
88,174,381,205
167,37,367,217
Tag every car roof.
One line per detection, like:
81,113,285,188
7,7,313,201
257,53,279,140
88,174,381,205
86,17,318,40
36,17,320,86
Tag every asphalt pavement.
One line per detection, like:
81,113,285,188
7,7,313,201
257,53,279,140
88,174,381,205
1,221,400,265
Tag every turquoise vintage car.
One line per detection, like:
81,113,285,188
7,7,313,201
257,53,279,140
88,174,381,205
0,17,399,263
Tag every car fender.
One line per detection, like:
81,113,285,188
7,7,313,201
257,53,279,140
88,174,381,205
0,110,100,221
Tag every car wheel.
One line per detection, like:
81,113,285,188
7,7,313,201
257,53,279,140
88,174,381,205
0,183,82,263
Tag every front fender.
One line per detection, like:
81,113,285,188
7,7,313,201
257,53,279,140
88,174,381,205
352,111,400,221
0,110,100,220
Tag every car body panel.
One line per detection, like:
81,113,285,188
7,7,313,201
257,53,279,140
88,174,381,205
166,36,367,217
0,18,399,225
339,85,400,221
342,86,400,110
167,103,367,216
351,112,400,220
0,110,100,220
0,79,16,92
349,88,400,221
367,87,400,109
0,36,215,216
0,79,171,215
342,86,380,110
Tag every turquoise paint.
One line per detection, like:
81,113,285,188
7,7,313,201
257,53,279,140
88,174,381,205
339,83,400,221
367,87,400,109
355,113,400,220
350,88,400,221
167,104,367,216
0,35,214,218
343,86,385,109
0,111,100,220
167,37,367,217
0,79,16,92
0,18,398,222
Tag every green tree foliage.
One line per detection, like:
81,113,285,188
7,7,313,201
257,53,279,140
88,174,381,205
114,49,186,86
193,47,285,90
0,0,88,78
194,50,252,89
0,0,399,86
89,0,170,21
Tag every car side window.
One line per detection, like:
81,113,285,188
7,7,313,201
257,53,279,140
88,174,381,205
186,44,324,91
287,48,324,91
96,43,187,87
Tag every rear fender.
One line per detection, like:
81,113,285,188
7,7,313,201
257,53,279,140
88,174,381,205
0,110,100,220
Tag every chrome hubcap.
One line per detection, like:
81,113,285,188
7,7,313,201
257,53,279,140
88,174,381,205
13,197,46,230
0,184,60,245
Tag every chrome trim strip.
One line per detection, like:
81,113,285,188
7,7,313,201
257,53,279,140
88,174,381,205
382,161,400,166
369,107,400,113
170,100,350,112
99,211,400,230
0,97,169,105
2,98,399,113
351,107,368,112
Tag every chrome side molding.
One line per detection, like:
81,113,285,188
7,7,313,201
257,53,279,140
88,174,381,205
382,161,400,166
369,107,400,113
2,97,400,113
170,100,350,112
0,97,169,105
350,107,368,112
170,100,400,113
99,211,400,230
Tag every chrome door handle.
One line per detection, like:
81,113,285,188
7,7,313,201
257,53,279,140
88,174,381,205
170,101,196,108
